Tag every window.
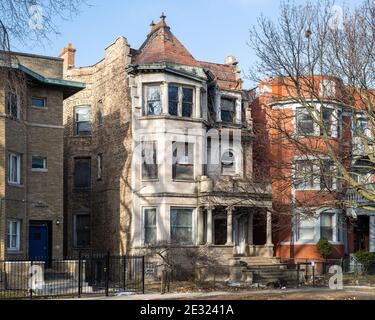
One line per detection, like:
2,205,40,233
170,208,193,244
172,142,194,181
97,154,102,180
74,158,91,188
7,220,21,251
31,97,46,108
294,160,316,189
221,149,236,174
297,217,315,241
75,106,91,135
320,160,334,190
168,85,179,116
142,141,158,180
74,214,90,247
144,208,157,244
8,153,21,184
6,92,19,119
320,80,336,97
182,88,193,117
353,115,371,139
32,156,47,170
97,100,104,125
221,98,235,123
146,86,161,116
321,107,333,136
320,212,334,241
296,108,315,136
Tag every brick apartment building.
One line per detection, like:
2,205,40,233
61,15,275,265
0,52,84,261
252,77,375,261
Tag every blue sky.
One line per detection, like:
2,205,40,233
14,0,360,88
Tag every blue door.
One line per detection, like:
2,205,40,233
29,225,49,261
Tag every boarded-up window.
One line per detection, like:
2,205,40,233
74,214,90,247
74,158,91,188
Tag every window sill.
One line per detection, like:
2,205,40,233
172,179,195,183
7,249,22,253
7,182,24,188
31,106,48,111
32,168,48,172
142,179,159,182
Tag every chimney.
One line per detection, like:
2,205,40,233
59,43,76,70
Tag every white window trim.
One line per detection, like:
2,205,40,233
31,156,48,172
142,207,158,245
8,153,21,185
170,207,196,245
295,104,340,139
293,208,343,244
7,219,21,251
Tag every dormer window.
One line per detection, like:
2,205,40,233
146,85,161,116
221,97,235,123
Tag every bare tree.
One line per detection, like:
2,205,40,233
249,0,375,214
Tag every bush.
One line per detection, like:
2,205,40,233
317,237,332,259
354,250,375,274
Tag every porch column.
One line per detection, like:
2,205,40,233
370,215,375,253
266,210,272,245
248,212,253,245
226,207,233,245
206,206,213,245
197,207,204,245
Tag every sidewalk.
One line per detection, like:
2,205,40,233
62,286,375,300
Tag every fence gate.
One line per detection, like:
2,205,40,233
0,252,145,299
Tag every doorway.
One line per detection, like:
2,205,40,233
29,221,52,265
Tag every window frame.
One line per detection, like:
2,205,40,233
31,156,48,172
182,87,194,118
145,85,161,116
168,85,179,116
74,105,92,136
73,158,91,189
220,97,236,123
6,92,20,120
8,152,21,185
7,219,21,251
170,207,194,245
141,141,158,181
31,97,47,109
96,99,104,126
172,142,195,181
97,154,103,181
143,207,157,245
73,214,90,248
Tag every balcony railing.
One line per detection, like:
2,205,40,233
346,186,375,206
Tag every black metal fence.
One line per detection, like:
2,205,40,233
0,252,145,299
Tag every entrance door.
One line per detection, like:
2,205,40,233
29,225,49,262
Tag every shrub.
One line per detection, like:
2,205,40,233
354,250,375,274
317,237,332,259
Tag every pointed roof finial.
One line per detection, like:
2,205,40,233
160,12,166,22
150,20,155,27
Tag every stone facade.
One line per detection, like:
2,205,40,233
0,52,84,260
62,16,273,266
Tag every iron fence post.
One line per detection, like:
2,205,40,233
142,256,145,294
78,251,82,298
297,263,300,287
105,251,110,296
123,255,127,290
312,264,315,287
30,260,33,299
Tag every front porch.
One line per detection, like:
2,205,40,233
196,206,274,258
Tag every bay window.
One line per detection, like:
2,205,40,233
182,88,193,117
170,208,193,244
172,142,194,181
296,108,315,136
297,216,316,241
146,85,161,116
144,208,157,244
142,141,158,180
168,85,179,116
